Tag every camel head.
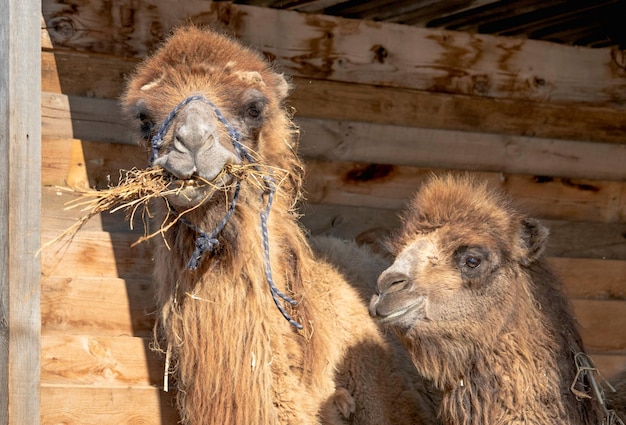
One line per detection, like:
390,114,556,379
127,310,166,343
369,174,549,339
122,26,299,209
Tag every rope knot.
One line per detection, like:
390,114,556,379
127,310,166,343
188,234,219,270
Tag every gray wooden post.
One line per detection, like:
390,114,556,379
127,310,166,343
0,0,42,424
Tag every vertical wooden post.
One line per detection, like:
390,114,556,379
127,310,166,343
0,1,42,424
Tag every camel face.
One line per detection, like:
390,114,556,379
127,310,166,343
369,174,545,338
369,230,504,333
151,99,240,180
123,28,293,208
143,96,243,207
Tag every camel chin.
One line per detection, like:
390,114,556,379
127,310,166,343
370,293,426,328
164,174,233,209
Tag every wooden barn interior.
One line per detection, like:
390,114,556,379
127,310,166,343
1,0,625,423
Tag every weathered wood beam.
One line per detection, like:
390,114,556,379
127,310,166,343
299,203,626,260
41,136,626,223
41,334,160,387
41,1,626,107
40,230,153,281
0,1,41,424
303,160,626,222
41,91,626,182
41,386,179,424
297,118,626,181
41,50,626,145
41,276,154,338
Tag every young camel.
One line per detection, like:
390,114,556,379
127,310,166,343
369,173,620,424
122,25,438,425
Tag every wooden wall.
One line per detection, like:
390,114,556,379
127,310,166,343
1,1,41,425
40,1,626,423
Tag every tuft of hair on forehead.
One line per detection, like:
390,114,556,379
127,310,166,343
398,173,524,242
160,26,264,69
125,25,292,113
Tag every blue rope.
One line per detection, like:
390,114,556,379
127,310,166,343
181,180,242,270
150,95,242,165
259,175,303,329
153,95,301,328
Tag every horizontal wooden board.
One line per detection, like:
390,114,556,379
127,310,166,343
42,335,162,387
41,230,154,280
40,277,624,352
41,385,179,425
42,51,626,145
542,219,626,260
43,189,626,263
40,334,626,397
41,100,626,184
572,299,626,352
300,203,626,261
297,118,626,182
551,258,626,301
41,187,140,235
42,137,146,188
39,232,626,352
44,207,626,302
41,138,626,224
589,354,626,381
38,345,624,423
303,160,626,223
42,92,132,144
41,1,626,107
41,276,155,337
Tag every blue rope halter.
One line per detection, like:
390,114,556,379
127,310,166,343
150,95,302,329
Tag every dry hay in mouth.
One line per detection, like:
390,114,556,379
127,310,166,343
43,163,289,251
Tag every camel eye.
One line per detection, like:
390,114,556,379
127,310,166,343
137,111,155,140
465,256,481,269
247,104,261,118
454,245,489,278
241,89,268,128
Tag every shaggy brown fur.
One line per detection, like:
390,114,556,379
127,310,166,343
369,173,610,425
122,26,438,425
608,369,626,421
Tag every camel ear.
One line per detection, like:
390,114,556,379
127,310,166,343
274,73,291,102
519,217,549,265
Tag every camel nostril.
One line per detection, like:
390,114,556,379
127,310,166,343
377,271,410,294
173,136,192,154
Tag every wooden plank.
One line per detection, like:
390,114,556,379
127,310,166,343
590,354,626,380
41,51,626,145
40,259,625,339
41,48,139,100
42,187,139,235
40,93,626,184
303,160,626,223
41,1,626,107
0,1,41,424
551,258,626,301
572,299,626,352
297,118,626,181
42,92,132,144
300,203,626,260
41,276,155,337
41,386,179,425
40,136,626,228
42,335,161,387
41,230,153,280
543,219,626,260
42,137,146,188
